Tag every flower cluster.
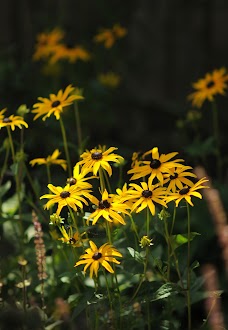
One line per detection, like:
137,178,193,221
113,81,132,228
33,28,91,64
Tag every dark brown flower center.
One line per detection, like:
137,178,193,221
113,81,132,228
52,100,61,108
92,252,102,260
179,187,190,195
170,172,178,180
60,191,70,198
69,238,76,244
91,152,103,160
99,200,110,209
206,81,214,89
142,190,152,198
150,159,161,169
68,177,77,186
3,117,12,123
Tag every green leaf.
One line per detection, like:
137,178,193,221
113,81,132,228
170,232,200,251
0,180,11,198
1,193,19,215
151,283,179,301
127,247,144,263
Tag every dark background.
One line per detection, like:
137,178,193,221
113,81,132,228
0,0,228,162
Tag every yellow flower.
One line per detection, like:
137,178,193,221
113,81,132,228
0,111,28,130
30,149,67,170
32,85,83,121
63,46,91,63
165,177,209,207
78,146,124,176
124,181,167,216
40,184,96,215
163,166,197,192
66,163,96,189
33,28,65,61
139,236,153,248
58,226,87,247
75,240,122,278
128,147,184,186
112,24,127,38
87,189,130,226
0,108,7,120
188,68,228,108
97,72,121,88
94,24,127,48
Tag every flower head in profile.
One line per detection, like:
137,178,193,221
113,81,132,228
87,189,130,226
32,85,83,121
165,177,209,207
78,146,124,176
94,23,127,48
0,110,28,130
66,163,96,190
188,68,228,108
40,184,96,215
58,226,87,247
128,147,184,186
139,236,154,248
124,181,167,216
163,166,197,192
75,240,122,278
30,149,67,170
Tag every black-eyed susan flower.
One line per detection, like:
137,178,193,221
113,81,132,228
163,166,197,192
58,226,87,247
33,28,65,61
124,181,167,216
75,240,122,278
87,189,130,225
40,184,96,215
32,85,83,121
78,146,124,176
30,149,67,170
128,147,184,186
188,68,228,108
66,163,96,190
0,112,28,130
165,177,209,207
93,24,127,48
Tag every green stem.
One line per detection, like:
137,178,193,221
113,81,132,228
103,270,113,311
131,247,149,301
186,202,191,330
46,164,52,184
74,102,83,157
98,168,106,194
129,214,140,241
164,217,171,281
6,127,16,162
103,169,112,193
59,116,72,177
146,208,150,236
6,127,24,242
